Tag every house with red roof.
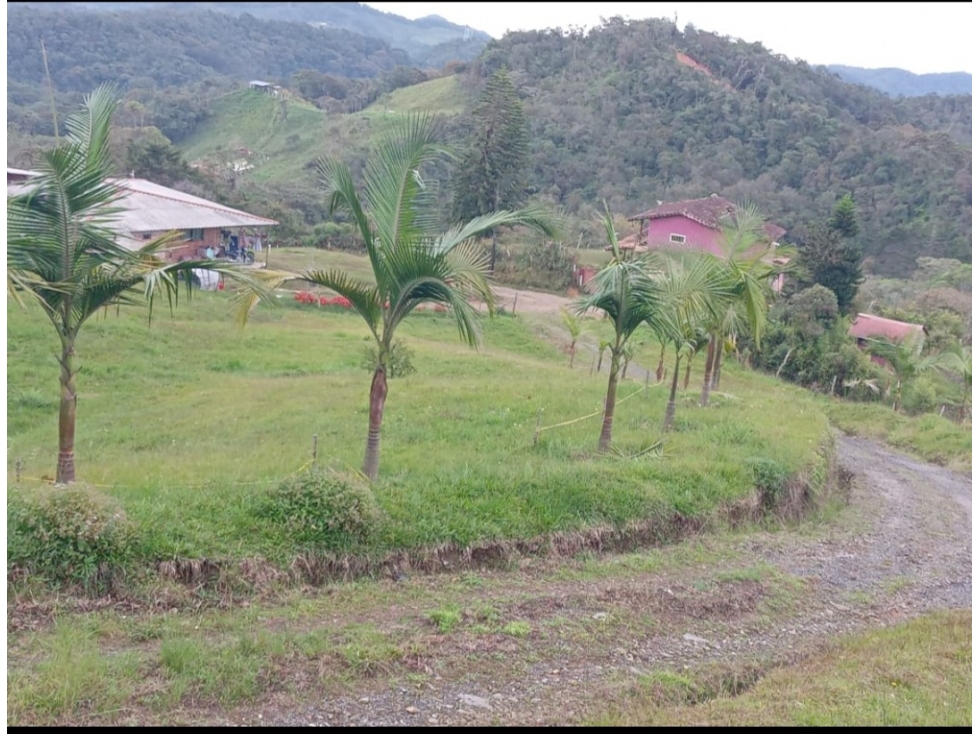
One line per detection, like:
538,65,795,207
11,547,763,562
848,313,926,367
624,194,789,291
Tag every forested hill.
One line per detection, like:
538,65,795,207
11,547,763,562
7,4,411,89
475,19,971,275
9,2,492,66
826,65,972,97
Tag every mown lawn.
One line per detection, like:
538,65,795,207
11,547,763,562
7,290,830,564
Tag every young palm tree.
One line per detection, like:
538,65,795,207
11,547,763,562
254,114,557,480
866,335,939,412
560,307,582,368
698,202,790,407
7,86,259,484
651,256,729,431
575,205,724,451
934,342,971,422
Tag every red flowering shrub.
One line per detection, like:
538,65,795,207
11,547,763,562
293,291,353,309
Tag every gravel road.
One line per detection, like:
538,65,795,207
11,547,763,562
255,433,971,727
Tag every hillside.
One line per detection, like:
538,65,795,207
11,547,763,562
471,20,971,275
826,65,972,97
10,1,492,65
173,19,972,277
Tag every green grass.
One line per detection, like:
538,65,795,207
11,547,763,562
179,77,465,186
823,399,971,472
591,609,971,726
7,289,829,567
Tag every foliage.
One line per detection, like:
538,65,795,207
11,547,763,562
6,85,267,482
251,113,557,479
253,468,382,550
494,240,577,291
744,456,790,509
473,19,970,275
793,196,864,313
7,485,138,592
361,338,416,379
826,65,973,97
451,68,530,269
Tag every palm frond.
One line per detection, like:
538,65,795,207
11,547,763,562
301,269,383,339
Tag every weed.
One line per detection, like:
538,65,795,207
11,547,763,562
502,620,532,638
426,606,462,634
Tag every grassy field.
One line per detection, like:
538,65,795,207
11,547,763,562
180,76,465,186
8,288,830,569
592,609,971,726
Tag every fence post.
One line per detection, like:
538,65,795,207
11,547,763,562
312,434,318,464
532,408,543,447
512,292,518,316
15,458,22,484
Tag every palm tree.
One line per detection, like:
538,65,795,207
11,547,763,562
934,342,971,422
254,114,557,481
560,308,582,367
866,335,939,412
652,256,729,431
698,202,790,407
575,205,724,451
7,86,259,484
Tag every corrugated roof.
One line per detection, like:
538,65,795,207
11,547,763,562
7,167,40,178
629,194,787,242
8,176,277,233
848,313,925,342
106,178,277,231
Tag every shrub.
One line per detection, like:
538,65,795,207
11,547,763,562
360,338,416,379
744,457,790,510
254,468,382,550
7,485,138,593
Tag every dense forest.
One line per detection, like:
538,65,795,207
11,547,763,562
7,11,972,277
470,19,971,275
10,1,491,66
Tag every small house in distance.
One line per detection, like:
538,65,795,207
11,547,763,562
848,313,926,367
248,80,280,96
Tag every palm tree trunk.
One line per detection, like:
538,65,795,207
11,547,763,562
663,351,682,431
56,336,77,484
569,340,576,368
598,348,621,453
699,335,715,407
362,363,389,481
711,340,724,390
683,355,692,390
655,342,665,382
490,228,498,273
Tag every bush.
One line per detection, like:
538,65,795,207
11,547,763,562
360,338,416,379
254,468,382,550
7,485,138,593
744,457,790,510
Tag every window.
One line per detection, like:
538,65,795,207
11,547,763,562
141,232,153,240
669,233,686,244
185,228,205,241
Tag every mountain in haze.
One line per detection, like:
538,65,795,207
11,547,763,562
9,2,493,65
825,65,972,97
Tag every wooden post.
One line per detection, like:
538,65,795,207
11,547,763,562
15,458,22,484
512,292,518,316
532,408,543,447
312,434,318,464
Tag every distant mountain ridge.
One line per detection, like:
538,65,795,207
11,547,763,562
826,65,972,97
8,2,493,65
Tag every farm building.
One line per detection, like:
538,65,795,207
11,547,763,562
8,170,277,261
847,313,926,367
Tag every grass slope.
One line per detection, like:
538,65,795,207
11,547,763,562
179,76,465,185
8,290,829,565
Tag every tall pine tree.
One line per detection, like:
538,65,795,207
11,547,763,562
799,194,864,313
451,68,529,271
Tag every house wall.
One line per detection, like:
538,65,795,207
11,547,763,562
644,216,725,257
132,227,223,261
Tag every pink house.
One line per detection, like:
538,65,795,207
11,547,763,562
848,313,926,368
626,194,789,291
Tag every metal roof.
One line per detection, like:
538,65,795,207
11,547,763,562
8,176,278,234
848,313,925,343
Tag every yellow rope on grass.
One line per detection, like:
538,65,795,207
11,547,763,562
536,384,647,436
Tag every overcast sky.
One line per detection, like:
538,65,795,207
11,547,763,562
364,2,973,75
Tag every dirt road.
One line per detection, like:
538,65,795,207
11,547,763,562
248,433,970,727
